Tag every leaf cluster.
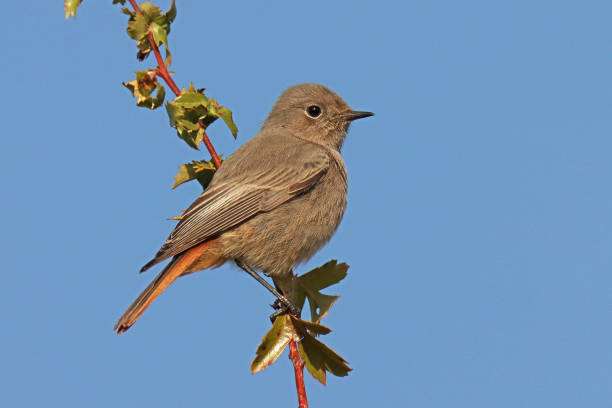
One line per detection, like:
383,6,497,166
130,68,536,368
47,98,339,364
172,157,222,190
113,1,238,187
166,84,238,151
122,0,176,63
252,261,352,384
122,69,166,109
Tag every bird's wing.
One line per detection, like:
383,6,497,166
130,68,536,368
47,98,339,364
140,141,330,271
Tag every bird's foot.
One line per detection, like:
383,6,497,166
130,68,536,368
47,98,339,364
269,297,301,323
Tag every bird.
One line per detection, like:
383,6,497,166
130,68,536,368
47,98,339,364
114,83,373,334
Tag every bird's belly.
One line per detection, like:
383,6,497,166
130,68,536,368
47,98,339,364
219,176,347,277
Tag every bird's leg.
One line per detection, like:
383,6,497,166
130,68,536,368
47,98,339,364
268,307,291,323
235,260,301,321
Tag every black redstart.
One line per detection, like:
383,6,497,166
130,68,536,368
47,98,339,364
115,83,373,333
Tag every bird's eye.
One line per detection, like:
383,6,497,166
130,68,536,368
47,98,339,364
306,105,322,118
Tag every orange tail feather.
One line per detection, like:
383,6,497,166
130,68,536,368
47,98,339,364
114,239,224,334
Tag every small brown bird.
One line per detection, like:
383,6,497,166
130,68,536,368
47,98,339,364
115,83,373,333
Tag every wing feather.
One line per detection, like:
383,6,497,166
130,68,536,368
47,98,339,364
140,144,330,271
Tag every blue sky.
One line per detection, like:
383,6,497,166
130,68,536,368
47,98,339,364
1,1,611,407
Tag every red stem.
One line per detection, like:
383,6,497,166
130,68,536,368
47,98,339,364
147,30,181,96
289,339,308,408
128,0,221,168
196,124,222,168
127,0,140,13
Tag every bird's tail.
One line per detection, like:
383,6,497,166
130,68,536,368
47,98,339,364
114,239,224,334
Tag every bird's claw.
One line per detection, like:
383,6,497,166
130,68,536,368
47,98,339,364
269,297,301,323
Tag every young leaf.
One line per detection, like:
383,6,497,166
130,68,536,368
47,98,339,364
150,21,168,50
165,84,238,149
298,335,326,384
136,84,165,109
126,12,148,41
150,5,174,65
298,332,352,385
173,86,210,107
172,158,221,190
289,316,332,336
252,308,349,380
64,0,83,19
120,7,135,18
123,1,175,62
296,260,349,321
139,1,162,21
251,315,297,374
164,47,173,67
165,0,177,23
122,70,166,110
299,260,349,291
217,106,238,139
305,292,340,323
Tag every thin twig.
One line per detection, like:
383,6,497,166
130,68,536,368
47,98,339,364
289,339,308,408
127,0,141,13
147,30,181,95
197,124,222,169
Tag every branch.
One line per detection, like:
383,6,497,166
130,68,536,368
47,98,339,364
289,339,309,408
196,124,222,169
148,30,180,95
127,0,141,13
128,0,221,169
129,0,303,400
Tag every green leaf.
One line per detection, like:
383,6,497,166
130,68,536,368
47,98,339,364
123,1,175,62
306,292,340,323
251,298,349,380
289,316,331,336
122,70,165,110
164,47,172,67
150,21,168,49
298,332,352,385
176,118,198,132
64,0,82,19
139,1,162,21
165,85,238,149
173,88,210,107
298,335,326,384
120,7,134,18
165,0,177,23
112,0,127,4
126,12,148,41
165,100,179,126
217,106,238,139
193,127,205,147
299,260,349,291
172,158,221,190
176,127,199,149
293,260,348,322
251,315,297,374
137,84,165,109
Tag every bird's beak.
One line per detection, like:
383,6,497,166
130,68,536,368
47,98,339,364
342,110,374,121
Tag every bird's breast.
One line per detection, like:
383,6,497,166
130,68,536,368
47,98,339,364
219,161,348,277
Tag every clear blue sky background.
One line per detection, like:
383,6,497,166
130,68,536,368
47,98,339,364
1,1,611,407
